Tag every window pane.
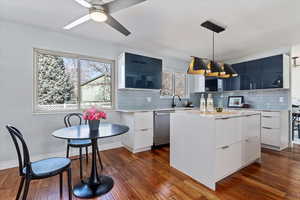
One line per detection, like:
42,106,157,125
36,52,78,112
174,72,186,97
80,59,112,109
161,71,173,96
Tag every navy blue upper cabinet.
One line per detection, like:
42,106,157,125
223,54,284,91
261,55,283,88
118,52,162,89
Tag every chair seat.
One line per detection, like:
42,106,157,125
23,157,70,178
68,139,91,147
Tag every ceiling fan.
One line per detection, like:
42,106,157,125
64,0,147,36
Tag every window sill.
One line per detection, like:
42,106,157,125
32,107,115,115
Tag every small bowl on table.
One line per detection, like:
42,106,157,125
215,107,223,113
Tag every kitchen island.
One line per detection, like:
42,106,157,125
170,110,261,190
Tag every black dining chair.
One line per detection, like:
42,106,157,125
64,113,103,181
6,126,72,200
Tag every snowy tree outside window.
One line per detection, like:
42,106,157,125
34,49,114,112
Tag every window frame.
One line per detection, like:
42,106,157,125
160,70,189,99
33,48,115,114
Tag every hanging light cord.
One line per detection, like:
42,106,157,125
212,32,215,62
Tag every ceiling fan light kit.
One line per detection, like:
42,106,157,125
188,20,238,78
89,8,108,22
64,0,147,36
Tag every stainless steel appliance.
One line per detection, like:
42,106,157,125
153,110,174,147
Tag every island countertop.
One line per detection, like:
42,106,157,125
177,110,261,119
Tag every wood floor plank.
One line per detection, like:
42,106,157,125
1,146,300,200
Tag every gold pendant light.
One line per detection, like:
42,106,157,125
187,57,211,75
187,20,238,78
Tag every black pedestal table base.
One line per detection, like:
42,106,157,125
73,176,114,198
73,138,113,198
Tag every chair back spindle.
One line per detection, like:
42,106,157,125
64,113,86,128
6,126,31,176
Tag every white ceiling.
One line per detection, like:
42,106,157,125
1,0,300,61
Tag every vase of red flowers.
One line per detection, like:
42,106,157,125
83,108,107,132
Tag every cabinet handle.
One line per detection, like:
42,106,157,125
221,145,229,149
262,116,272,118
140,128,148,131
219,117,230,120
245,139,250,142
262,126,272,129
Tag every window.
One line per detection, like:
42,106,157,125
160,71,188,98
34,49,114,113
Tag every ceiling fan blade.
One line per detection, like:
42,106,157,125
74,0,92,8
105,14,131,36
63,14,90,30
103,0,147,14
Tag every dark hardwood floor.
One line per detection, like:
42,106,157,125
1,145,300,200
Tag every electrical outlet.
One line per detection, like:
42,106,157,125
146,97,152,102
279,97,284,103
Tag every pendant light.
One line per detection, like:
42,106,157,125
187,20,238,78
187,56,211,75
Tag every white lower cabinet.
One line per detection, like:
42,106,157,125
170,111,261,191
120,111,153,153
215,142,242,181
260,111,289,150
215,114,261,181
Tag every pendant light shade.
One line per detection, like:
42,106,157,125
206,61,226,77
187,57,211,75
219,64,238,78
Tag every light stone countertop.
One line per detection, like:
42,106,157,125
116,107,197,113
180,110,261,119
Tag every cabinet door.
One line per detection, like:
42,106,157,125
215,142,242,180
261,55,283,89
261,127,280,147
134,129,153,149
242,115,261,139
189,75,205,93
242,137,260,166
134,112,153,130
205,78,218,91
247,60,262,89
216,117,242,148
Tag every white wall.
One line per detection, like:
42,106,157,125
0,20,187,169
291,44,300,104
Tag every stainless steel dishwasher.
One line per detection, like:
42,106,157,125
153,110,174,147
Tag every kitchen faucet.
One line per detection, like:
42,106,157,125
172,95,182,108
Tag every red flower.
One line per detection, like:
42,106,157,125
83,107,107,120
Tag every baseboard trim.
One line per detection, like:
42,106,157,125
0,141,123,171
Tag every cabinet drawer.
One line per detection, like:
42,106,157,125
216,117,242,148
215,142,242,181
262,116,280,129
134,112,153,130
261,127,280,147
261,111,280,117
134,128,153,149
